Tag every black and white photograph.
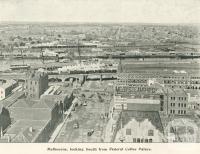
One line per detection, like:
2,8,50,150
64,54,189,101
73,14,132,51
0,0,200,148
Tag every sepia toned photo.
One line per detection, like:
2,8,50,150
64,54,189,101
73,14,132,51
0,0,200,148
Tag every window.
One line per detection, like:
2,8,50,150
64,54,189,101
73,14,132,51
184,104,186,108
133,138,136,143
173,110,175,114
149,139,153,143
178,103,180,107
184,110,186,114
178,110,180,114
137,138,140,143
148,130,154,136
126,129,131,135
145,139,149,143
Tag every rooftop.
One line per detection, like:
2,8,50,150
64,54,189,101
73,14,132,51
114,96,160,105
119,62,200,74
114,110,164,141
5,119,48,143
0,91,25,108
161,87,188,96
26,71,48,80
0,80,16,89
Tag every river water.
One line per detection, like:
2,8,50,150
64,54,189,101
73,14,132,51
0,58,199,71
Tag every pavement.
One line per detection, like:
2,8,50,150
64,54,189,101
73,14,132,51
48,98,80,143
54,81,113,142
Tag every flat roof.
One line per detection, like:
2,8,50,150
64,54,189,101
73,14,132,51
5,119,49,143
114,97,160,104
0,80,16,89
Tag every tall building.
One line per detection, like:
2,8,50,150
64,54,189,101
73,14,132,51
25,71,48,99
159,88,200,116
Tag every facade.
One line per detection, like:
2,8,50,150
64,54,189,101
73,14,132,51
159,88,200,115
186,90,200,111
40,91,74,115
0,80,17,100
113,95,160,112
165,118,199,143
114,111,164,143
3,98,63,143
0,86,74,142
0,104,11,133
25,71,48,99
116,71,200,96
160,88,189,115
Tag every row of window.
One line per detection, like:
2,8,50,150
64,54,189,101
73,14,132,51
178,103,187,108
29,81,38,86
133,138,153,143
164,80,200,84
170,97,187,101
170,103,187,108
126,129,154,136
170,110,175,114
178,110,186,114
170,110,186,114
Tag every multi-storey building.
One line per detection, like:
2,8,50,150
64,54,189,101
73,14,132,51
25,71,48,99
116,62,200,96
116,70,200,96
115,62,200,116
160,88,189,115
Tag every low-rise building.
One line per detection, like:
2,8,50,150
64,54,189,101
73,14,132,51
2,97,64,142
114,111,164,143
113,95,160,112
0,80,17,100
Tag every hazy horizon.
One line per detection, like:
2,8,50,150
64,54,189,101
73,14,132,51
0,0,200,24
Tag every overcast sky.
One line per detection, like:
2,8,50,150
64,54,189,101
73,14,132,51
0,0,200,23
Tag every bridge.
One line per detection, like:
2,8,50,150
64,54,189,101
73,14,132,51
0,72,117,83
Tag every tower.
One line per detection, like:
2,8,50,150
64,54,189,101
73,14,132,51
25,70,48,99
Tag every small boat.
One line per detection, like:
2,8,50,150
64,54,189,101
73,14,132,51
10,64,30,70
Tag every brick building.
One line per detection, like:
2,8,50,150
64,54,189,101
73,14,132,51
25,71,48,99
